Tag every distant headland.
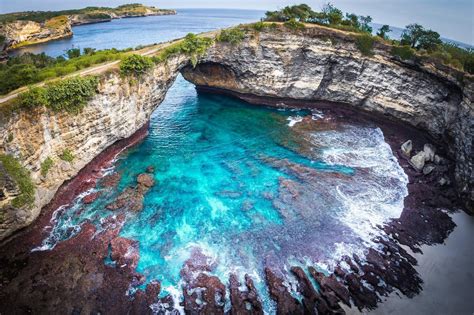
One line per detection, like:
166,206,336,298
0,4,176,53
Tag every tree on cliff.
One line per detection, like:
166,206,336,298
265,4,314,22
401,23,442,50
376,25,391,40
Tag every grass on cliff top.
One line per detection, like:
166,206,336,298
44,15,68,29
151,33,214,67
0,48,125,95
0,154,35,209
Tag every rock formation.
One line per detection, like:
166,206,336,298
0,54,188,239
0,24,472,241
0,17,73,50
181,25,473,211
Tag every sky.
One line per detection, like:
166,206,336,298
0,0,472,44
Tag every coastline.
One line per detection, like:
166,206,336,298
0,91,469,313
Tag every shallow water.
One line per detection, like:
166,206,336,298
35,76,409,309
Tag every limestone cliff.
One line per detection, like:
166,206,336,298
0,17,72,50
0,24,472,241
182,25,473,210
0,55,188,240
69,8,177,26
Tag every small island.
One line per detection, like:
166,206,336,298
0,4,176,53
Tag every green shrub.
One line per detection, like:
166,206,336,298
85,13,111,20
7,133,13,143
217,28,246,44
356,34,375,56
40,157,54,177
283,18,305,30
391,45,416,60
83,47,96,55
59,149,75,162
67,48,81,59
18,86,48,109
45,76,98,113
0,49,123,95
120,54,154,76
154,33,214,67
251,22,266,31
0,154,35,208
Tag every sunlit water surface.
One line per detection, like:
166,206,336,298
35,76,408,310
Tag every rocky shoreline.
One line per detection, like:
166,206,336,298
0,96,466,314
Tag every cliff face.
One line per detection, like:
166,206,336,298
0,55,188,240
182,26,473,209
0,18,72,50
69,8,177,26
0,25,472,240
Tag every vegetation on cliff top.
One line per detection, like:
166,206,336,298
217,28,246,44
0,48,124,95
0,4,173,24
0,154,35,208
19,76,99,114
264,3,474,73
152,33,214,67
43,15,69,29
120,54,154,76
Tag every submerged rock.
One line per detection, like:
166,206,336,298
106,173,155,212
102,172,121,188
137,173,155,188
110,237,139,269
82,191,101,204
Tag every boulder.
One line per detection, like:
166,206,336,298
401,140,412,156
439,177,449,186
423,164,436,175
434,154,444,165
410,151,426,171
423,144,436,162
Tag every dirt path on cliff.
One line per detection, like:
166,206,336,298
0,30,222,106
0,44,168,104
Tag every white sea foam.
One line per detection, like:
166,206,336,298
311,126,408,243
287,116,303,127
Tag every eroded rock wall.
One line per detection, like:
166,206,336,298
0,19,72,50
182,26,473,209
0,55,188,240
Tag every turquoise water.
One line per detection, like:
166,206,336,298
36,76,408,309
